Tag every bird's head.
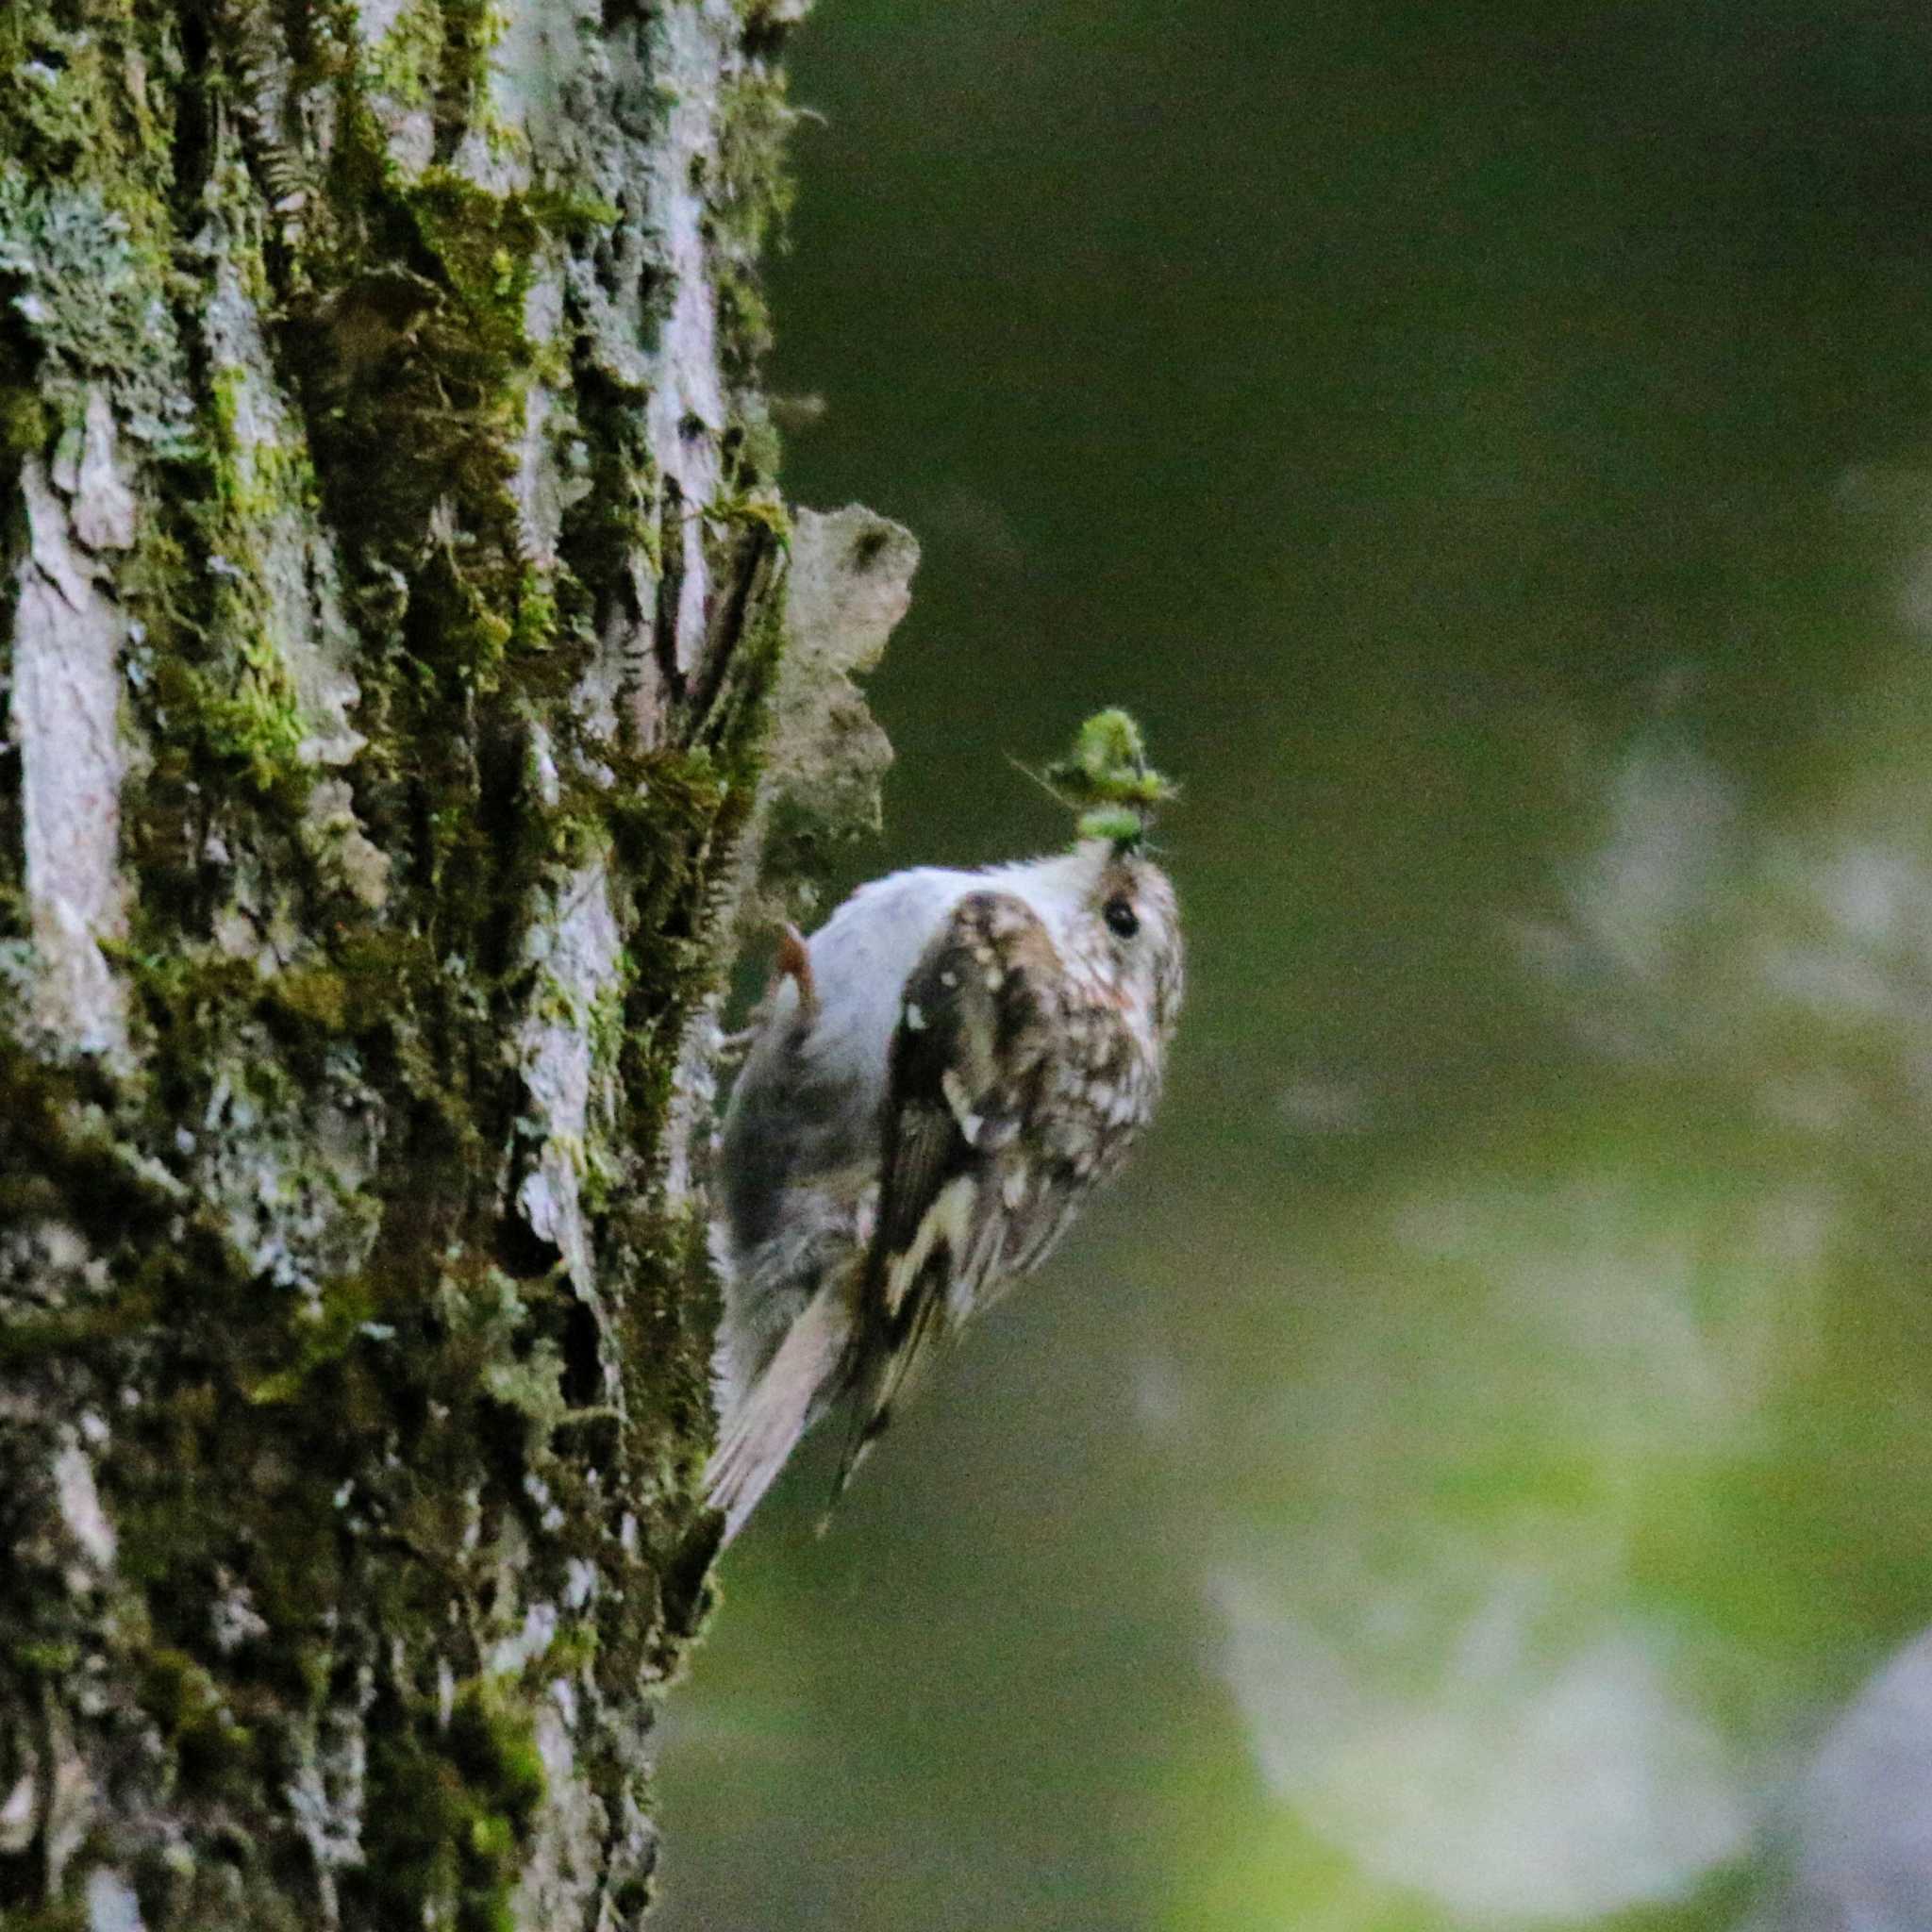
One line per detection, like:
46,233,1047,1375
1018,708,1184,1043
992,839,1183,1050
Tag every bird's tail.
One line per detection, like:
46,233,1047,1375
823,1283,942,1529
706,1281,848,1546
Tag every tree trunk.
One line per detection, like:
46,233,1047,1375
0,2,909,1925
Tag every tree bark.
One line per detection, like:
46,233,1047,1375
0,2,909,1925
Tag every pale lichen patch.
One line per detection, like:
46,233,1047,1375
303,778,393,908
644,2,739,675
0,1770,34,1856
515,837,625,1315
193,1052,386,1310
53,1438,117,1573
67,387,138,554
42,1703,94,1892
11,456,134,1058
0,171,195,456
480,0,592,184
85,1865,146,1932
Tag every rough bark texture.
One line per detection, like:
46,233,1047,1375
0,2,912,1926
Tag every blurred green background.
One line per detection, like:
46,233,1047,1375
655,5,1932,1927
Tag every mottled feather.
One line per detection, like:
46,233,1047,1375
707,837,1182,1543
831,891,1063,1500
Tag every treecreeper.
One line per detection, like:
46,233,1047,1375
707,710,1184,1543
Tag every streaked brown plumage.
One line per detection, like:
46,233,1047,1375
707,838,1182,1543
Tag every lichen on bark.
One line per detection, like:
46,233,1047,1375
0,1,901,1926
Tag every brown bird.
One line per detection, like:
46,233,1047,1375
707,830,1183,1544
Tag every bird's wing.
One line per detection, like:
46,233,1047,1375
826,890,1063,1508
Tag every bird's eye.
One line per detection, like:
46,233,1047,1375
1104,896,1140,940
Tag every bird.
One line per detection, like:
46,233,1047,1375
706,716,1184,1545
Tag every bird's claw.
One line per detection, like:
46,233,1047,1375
776,923,818,1018
715,1023,761,1063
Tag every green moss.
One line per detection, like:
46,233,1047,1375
265,964,351,1033
511,564,560,659
436,0,507,158
481,1334,571,1436
139,1647,256,1786
357,1678,546,1932
539,1623,598,1679
404,169,540,357
244,1275,381,1407
161,290,330,808
116,940,338,1065
713,69,797,257
277,139,591,711
0,1288,160,1369
201,672,311,797
708,67,799,379
450,1680,547,1814
0,1905,88,1932
0,382,49,466
366,0,447,114
10,1637,80,1675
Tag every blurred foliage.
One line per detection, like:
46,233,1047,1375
657,3,1932,1929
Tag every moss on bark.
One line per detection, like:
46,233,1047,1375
0,0,824,1924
